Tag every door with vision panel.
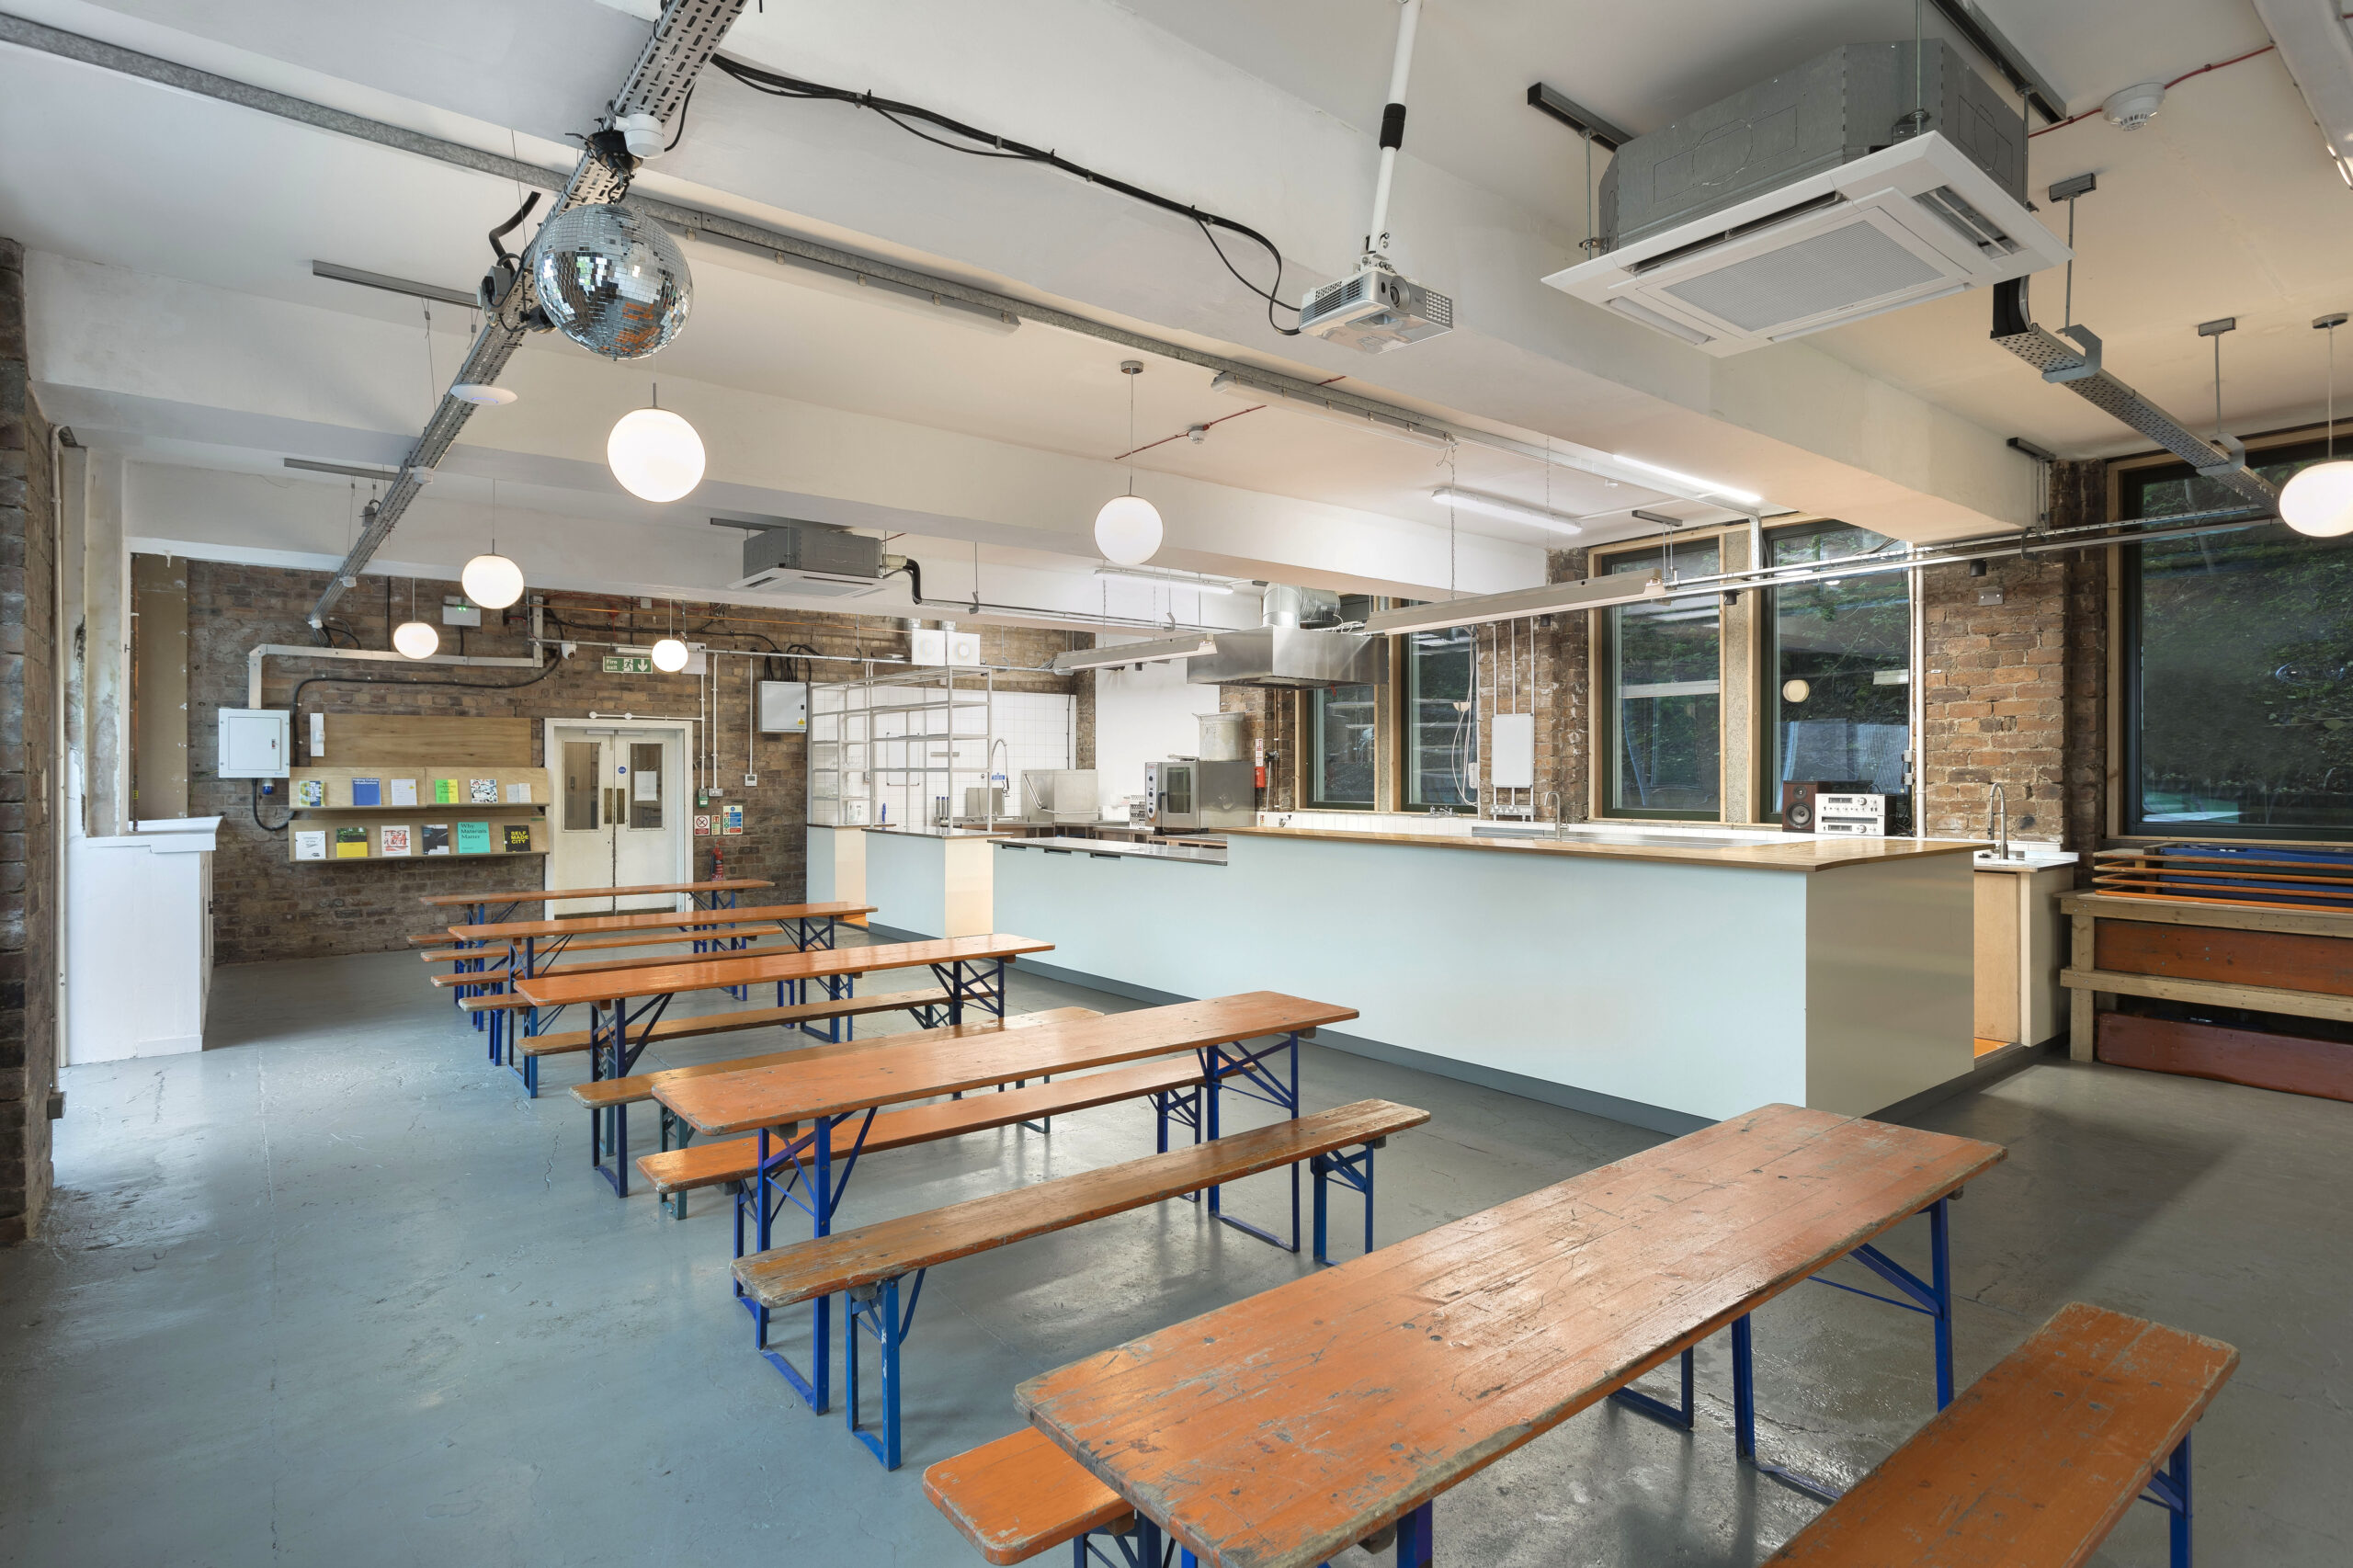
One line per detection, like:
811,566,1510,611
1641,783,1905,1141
547,723,691,914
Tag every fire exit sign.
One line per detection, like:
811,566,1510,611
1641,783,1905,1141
602,654,654,674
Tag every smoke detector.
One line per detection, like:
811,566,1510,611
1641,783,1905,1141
2103,83,2165,130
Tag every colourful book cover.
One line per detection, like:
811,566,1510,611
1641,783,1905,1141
434,778,460,803
455,821,493,855
469,778,498,804
334,824,369,858
422,824,451,855
379,825,412,857
295,778,324,807
503,824,534,852
350,777,382,807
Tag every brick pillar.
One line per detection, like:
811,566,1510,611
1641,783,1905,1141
0,236,61,1243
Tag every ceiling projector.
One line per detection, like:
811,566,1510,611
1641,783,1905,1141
1299,262,1454,354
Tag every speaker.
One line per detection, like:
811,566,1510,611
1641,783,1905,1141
1781,778,1868,833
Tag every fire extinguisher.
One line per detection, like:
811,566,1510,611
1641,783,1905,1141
709,844,726,882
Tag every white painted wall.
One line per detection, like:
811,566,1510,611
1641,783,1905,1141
1088,651,1227,818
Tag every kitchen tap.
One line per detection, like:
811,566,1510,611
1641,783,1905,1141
1990,781,2010,860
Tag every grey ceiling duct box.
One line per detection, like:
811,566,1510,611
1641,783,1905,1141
727,518,888,597
1543,41,2067,355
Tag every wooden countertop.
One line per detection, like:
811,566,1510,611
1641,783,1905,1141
1223,824,1982,873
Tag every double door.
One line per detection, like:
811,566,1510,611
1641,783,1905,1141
550,723,688,914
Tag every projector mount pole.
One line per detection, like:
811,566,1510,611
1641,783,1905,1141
1363,0,1423,264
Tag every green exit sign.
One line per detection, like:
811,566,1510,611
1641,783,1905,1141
603,654,654,674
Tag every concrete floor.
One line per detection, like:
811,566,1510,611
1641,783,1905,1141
1,940,2347,1567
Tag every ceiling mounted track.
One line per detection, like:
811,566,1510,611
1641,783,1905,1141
1988,281,2279,508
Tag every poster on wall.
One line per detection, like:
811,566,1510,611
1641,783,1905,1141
380,825,413,857
723,804,744,835
694,813,711,836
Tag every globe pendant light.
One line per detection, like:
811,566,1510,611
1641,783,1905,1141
1094,359,1163,565
392,578,438,659
2281,312,2353,538
608,382,705,503
461,479,526,610
651,598,690,672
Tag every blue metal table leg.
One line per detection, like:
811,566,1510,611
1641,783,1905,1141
1394,1500,1435,1568
2143,1431,2193,1567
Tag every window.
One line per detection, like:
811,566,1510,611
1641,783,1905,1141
1599,540,1722,817
2122,440,2353,837
1404,627,1476,810
1768,522,1911,802
1310,685,1377,808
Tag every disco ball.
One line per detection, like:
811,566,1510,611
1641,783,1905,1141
532,202,692,359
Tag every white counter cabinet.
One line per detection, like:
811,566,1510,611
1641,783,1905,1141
994,825,1976,1129
66,817,220,1063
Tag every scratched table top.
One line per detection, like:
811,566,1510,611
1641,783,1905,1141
1017,1104,2006,1568
512,931,1052,1010
446,901,870,941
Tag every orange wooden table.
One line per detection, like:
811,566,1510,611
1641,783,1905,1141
656,992,1358,1421
1017,1106,2005,1568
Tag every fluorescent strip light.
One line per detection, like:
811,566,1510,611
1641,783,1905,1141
1363,572,1666,635
1093,567,1238,596
1210,371,1456,450
1430,484,1584,535
1608,453,1763,506
1050,633,1220,674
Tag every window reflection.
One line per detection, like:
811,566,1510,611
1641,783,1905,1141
1768,522,1910,801
1606,541,1722,816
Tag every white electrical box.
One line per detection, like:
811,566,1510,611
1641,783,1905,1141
218,708,290,778
758,680,808,734
948,631,982,666
440,598,483,628
1490,712,1536,790
910,628,948,666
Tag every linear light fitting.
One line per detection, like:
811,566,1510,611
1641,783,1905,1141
1093,566,1237,596
1430,484,1583,535
1608,454,1762,506
1362,571,1666,636
1050,633,1219,675
1208,371,1455,450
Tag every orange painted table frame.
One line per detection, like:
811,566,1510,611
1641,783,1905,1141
1018,1108,2006,1568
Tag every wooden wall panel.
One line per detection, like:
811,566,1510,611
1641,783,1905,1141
313,713,533,767
2093,921,2353,998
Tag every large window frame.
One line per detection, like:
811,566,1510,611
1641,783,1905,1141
1762,519,1914,808
1306,682,1379,811
1401,626,1478,812
1591,532,1728,821
2115,431,2353,843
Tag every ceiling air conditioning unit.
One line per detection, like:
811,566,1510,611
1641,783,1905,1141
727,518,888,597
1542,41,2067,356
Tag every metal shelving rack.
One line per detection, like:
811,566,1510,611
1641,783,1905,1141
809,666,998,829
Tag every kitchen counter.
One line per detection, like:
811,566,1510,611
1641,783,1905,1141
999,835,1226,865
995,817,1976,1130
1227,823,1982,871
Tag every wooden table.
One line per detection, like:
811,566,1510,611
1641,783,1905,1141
420,876,774,927
1017,1105,2005,1568
2061,892,2353,1099
655,991,1358,1418
447,901,874,983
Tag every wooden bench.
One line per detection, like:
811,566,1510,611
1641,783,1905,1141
637,1057,1204,1217
419,926,779,965
733,1097,1428,1470
931,1301,2232,1567
1768,1301,2234,1568
425,931,781,979
506,987,953,1099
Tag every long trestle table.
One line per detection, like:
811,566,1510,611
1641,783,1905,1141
654,991,1361,1421
1017,1104,2006,1568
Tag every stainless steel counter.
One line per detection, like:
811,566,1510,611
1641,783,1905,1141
997,835,1226,866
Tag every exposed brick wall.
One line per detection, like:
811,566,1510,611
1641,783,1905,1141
185,562,1076,962
0,236,60,1244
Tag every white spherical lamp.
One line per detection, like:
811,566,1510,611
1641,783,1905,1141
392,619,439,659
2279,460,2353,537
608,406,705,503
650,636,690,673
1094,494,1163,565
460,551,526,609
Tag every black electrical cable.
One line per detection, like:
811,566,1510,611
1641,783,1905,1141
250,777,290,835
709,54,1302,337
665,81,697,152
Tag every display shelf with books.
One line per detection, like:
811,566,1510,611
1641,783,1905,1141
285,765,551,864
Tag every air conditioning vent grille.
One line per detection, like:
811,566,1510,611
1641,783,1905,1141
1657,220,1941,334
1915,186,2019,257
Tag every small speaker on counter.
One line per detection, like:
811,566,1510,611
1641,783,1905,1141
1781,779,1868,833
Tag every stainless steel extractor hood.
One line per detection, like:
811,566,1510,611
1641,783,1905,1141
1185,625,1388,688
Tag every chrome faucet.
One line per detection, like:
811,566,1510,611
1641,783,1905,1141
1541,790,1564,837
1990,781,2010,860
